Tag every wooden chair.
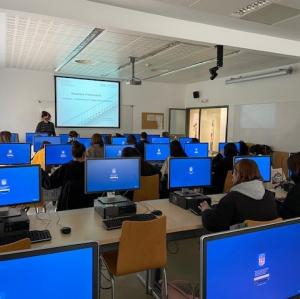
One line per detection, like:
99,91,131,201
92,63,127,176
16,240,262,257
101,216,167,299
133,174,160,202
223,171,233,193
244,217,283,228
0,238,31,254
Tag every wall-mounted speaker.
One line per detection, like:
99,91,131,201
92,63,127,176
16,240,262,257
193,91,200,99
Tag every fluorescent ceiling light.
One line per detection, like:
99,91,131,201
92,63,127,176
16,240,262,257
225,67,293,84
232,0,273,17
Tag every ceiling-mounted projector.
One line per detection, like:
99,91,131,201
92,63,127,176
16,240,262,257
126,56,142,86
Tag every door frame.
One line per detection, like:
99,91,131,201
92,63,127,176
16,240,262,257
186,105,229,141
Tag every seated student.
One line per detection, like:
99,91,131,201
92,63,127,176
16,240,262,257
67,130,79,144
86,133,104,158
191,137,199,143
127,134,137,146
122,147,160,176
31,141,50,171
160,140,187,178
278,153,300,219
200,159,278,232
212,143,239,194
239,140,249,156
161,131,170,138
136,131,149,156
0,131,12,143
42,142,96,210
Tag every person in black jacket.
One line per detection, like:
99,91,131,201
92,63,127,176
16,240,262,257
199,159,278,232
278,152,300,219
135,132,149,157
211,143,239,193
35,111,56,136
42,141,96,210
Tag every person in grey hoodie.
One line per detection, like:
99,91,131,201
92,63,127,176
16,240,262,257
199,159,278,232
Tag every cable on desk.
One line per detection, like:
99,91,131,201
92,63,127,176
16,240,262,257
56,212,63,229
34,206,52,229
99,260,112,290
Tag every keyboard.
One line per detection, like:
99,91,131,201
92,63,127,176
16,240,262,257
103,214,156,230
190,207,202,216
0,230,52,245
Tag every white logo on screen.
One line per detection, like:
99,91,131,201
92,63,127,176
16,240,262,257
60,150,67,158
194,148,199,154
117,150,122,157
258,253,266,267
156,148,162,155
6,149,14,158
110,168,119,180
0,178,10,193
189,166,194,175
122,141,125,145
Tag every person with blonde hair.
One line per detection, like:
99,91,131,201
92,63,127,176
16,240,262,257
200,159,278,232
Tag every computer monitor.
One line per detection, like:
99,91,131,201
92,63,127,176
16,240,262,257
0,143,31,165
77,137,92,149
33,136,61,152
0,165,41,207
0,242,98,299
219,142,241,154
288,152,296,179
104,145,135,158
85,158,140,203
179,137,192,148
147,134,160,143
101,134,111,144
10,133,19,143
145,144,170,162
45,144,73,166
169,157,212,190
150,137,170,144
26,132,49,144
200,218,300,299
234,155,271,182
111,137,127,145
184,143,209,157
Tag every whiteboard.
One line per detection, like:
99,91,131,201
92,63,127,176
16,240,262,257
233,101,300,152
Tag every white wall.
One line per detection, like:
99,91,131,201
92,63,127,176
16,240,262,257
0,68,185,141
185,63,300,152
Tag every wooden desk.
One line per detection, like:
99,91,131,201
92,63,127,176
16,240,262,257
29,194,224,251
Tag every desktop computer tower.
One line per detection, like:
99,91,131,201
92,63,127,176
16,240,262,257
169,192,211,210
95,200,137,219
0,212,30,235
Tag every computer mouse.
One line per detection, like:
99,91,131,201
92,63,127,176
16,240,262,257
151,210,163,216
60,227,71,235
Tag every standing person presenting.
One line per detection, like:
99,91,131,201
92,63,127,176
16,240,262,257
35,111,56,136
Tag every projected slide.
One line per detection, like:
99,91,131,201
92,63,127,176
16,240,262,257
55,76,120,128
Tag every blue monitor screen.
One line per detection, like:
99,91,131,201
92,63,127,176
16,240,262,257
33,136,61,152
104,145,135,158
45,144,73,166
234,156,271,182
111,137,127,145
169,158,212,189
202,220,300,299
85,158,140,193
184,143,209,157
147,135,160,143
0,165,40,207
145,144,170,161
10,133,19,143
150,137,170,144
77,138,92,149
0,144,31,165
26,133,49,144
219,142,241,154
0,245,95,299
179,137,192,148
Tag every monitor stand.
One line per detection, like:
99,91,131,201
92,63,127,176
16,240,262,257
174,188,201,197
98,192,129,205
0,207,22,218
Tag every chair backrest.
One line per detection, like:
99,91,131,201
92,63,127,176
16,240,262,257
244,217,283,228
133,174,160,202
223,170,233,193
116,216,167,275
0,238,31,254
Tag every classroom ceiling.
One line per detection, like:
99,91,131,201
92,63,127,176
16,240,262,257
3,11,300,83
91,0,300,41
